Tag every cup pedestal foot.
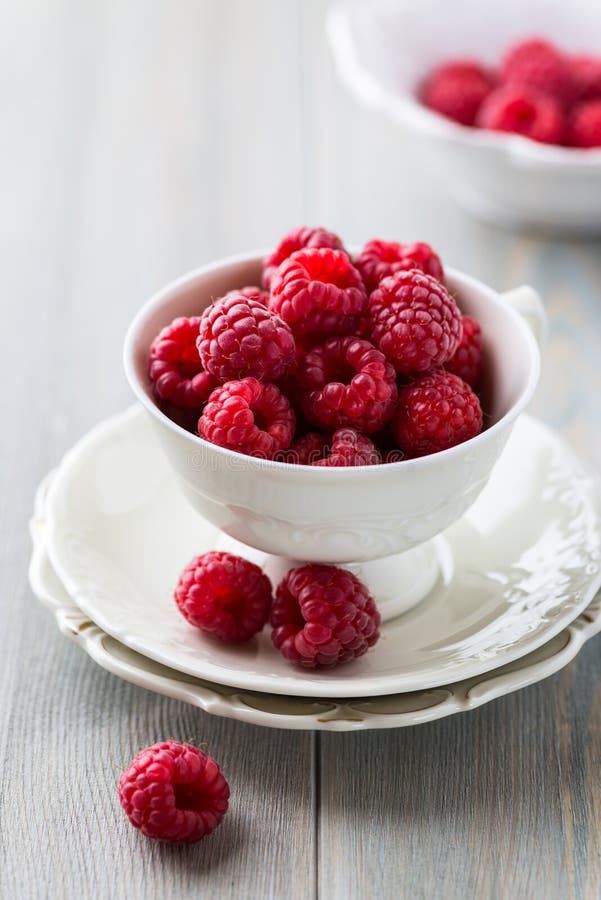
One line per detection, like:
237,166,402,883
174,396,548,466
214,533,451,622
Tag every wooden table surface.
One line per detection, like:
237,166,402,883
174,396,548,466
3,2,601,898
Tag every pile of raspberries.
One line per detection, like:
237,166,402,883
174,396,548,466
420,36,601,148
149,226,484,465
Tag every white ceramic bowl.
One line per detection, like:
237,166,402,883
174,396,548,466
124,251,543,569
328,0,601,232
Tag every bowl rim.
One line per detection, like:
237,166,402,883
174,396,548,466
123,249,541,477
327,0,601,171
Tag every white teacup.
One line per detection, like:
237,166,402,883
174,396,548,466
124,252,544,619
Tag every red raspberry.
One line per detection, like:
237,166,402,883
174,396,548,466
174,551,272,641
225,285,269,306
368,270,462,375
477,85,564,144
297,337,397,433
571,55,601,102
501,38,573,106
198,377,295,459
262,226,345,289
198,293,295,383
421,61,494,125
270,248,367,341
276,431,329,465
313,428,381,467
149,317,218,410
393,370,483,457
270,565,381,668
118,740,229,843
355,239,444,293
567,100,601,148
445,315,482,387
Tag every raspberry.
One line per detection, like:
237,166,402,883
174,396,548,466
567,100,601,148
277,431,328,465
270,248,367,341
198,377,295,459
297,337,397,433
421,61,494,125
313,428,381,467
118,740,229,843
225,285,269,306
393,370,483,457
270,565,381,668
262,226,345,289
355,239,444,293
477,85,564,144
197,293,295,383
174,551,273,641
445,315,482,387
501,38,573,106
149,317,218,410
368,270,462,374
571,55,601,102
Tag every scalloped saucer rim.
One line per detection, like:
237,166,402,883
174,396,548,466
30,472,601,731
43,406,601,698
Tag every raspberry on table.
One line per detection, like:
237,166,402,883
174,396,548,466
354,239,444,293
270,565,381,668
198,377,295,459
174,550,273,642
420,61,494,125
225,285,270,306
118,740,229,843
313,428,381,467
571,55,601,103
269,248,367,341
476,85,564,144
445,315,482,387
297,336,397,433
149,316,218,410
276,431,329,465
567,100,601,148
262,226,345,289
501,38,573,106
197,292,295,383
368,269,462,374
393,370,483,457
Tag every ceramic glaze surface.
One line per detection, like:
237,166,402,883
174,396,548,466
45,407,601,698
328,0,601,232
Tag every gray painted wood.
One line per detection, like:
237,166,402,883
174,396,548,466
1,1,601,898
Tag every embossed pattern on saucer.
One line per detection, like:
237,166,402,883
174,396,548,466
44,407,601,698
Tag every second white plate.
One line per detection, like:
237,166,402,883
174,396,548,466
45,407,601,698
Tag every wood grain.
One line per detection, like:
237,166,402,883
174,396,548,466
1,1,601,898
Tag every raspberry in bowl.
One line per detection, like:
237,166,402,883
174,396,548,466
328,1,601,232
124,237,544,620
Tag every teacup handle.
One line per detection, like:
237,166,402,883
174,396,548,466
501,285,548,348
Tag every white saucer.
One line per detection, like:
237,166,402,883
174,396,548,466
44,407,601,699
31,474,601,731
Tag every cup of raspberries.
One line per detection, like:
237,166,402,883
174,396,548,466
124,226,542,565
147,228,482,465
